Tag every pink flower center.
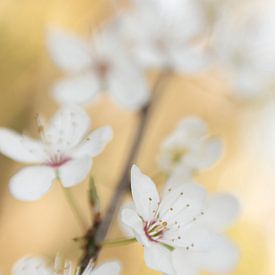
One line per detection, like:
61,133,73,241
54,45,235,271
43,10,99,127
46,155,71,168
144,220,168,243
94,61,110,79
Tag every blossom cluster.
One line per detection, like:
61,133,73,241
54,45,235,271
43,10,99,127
0,0,262,274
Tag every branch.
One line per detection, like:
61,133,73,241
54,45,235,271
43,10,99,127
79,69,172,270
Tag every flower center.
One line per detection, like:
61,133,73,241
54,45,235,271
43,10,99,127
94,60,110,79
144,220,168,242
46,154,71,168
171,148,188,164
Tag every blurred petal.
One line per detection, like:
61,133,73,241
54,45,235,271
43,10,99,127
131,165,160,221
53,73,100,105
144,244,175,274
192,235,239,273
47,27,92,72
177,117,208,139
12,256,52,275
163,165,193,194
10,166,55,201
58,157,92,187
73,126,113,158
92,261,121,275
108,67,150,111
181,227,233,255
171,249,198,275
201,193,240,231
0,128,45,163
171,43,211,74
185,137,223,170
45,105,90,149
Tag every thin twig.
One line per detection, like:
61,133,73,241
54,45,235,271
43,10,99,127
60,185,87,231
80,69,172,270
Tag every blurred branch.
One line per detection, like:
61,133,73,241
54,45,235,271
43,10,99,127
80,69,172,271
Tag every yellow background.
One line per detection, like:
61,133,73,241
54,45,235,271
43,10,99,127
0,0,273,274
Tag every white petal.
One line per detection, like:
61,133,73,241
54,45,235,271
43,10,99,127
200,193,240,231
179,227,235,257
171,43,211,74
144,244,175,274
120,207,149,246
163,165,193,195
185,137,223,170
9,166,55,201
58,157,92,187
192,235,239,273
47,27,92,72
73,126,113,158
53,73,100,105
91,261,121,275
0,128,45,163
131,165,160,221
177,117,208,139
171,249,198,275
108,66,150,111
12,256,52,275
45,105,90,150
159,183,207,230
162,116,208,150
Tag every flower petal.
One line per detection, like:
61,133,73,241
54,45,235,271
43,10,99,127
47,27,92,72
0,128,45,163
159,182,207,230
73,126,113,158
120,207,149,246
58,157,92,187
200,193,240,231
144,244,175,274
53,73,100,105
171,249,198,275
184,137,223,170
131,165,160,221
9,166,55,201
92,261,121,275
45,105,90,150
171,43,211,74
162,116,208,150
191,235,239,273
178,227,236,259
12,256,52,275
162,165,193,195
108,66,150,111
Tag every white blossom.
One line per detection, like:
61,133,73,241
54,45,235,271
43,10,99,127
0,105,113,201
158,116,223,175
47,25,149,111
12,256,121,275
121,165,239,274
212,0,275,99
120,0,211,73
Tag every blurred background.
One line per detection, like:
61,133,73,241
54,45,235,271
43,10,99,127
0,0,274,274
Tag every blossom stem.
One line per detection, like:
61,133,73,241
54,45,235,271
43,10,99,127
102,238,137,247
60,184,87,231
80,68,172,270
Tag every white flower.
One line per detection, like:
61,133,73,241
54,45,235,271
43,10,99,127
212,0,275,99
158,116,223,175
121,165,239,274
120,0,211,73
47,25,149,111
12,256,121,275
0,105,113,201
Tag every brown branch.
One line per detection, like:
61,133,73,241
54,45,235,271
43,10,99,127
79,69,172,271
